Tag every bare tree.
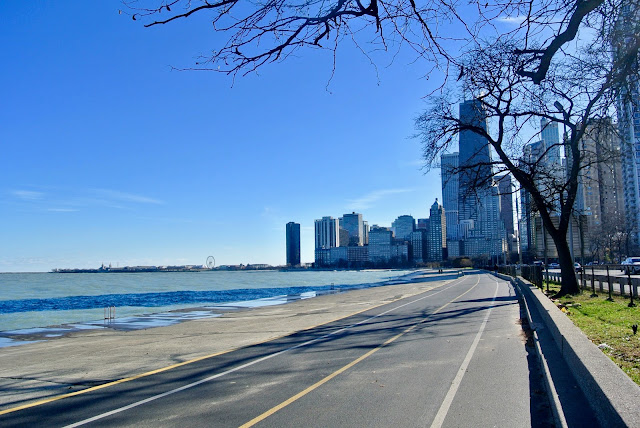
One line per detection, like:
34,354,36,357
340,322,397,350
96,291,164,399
126,0,614,84
416,10,639,295
126,0,640,295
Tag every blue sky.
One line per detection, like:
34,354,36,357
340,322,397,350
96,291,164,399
1,1,446,271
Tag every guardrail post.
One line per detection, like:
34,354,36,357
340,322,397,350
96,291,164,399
629,278,636,307
606,266,613,301
104,306,116,322
545,264,550,293
590,265,597,297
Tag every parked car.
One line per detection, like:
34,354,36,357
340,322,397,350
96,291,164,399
574,262,583,273
621,257,640,274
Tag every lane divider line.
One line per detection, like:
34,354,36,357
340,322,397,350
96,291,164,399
59,275,473,426
0,275,461,417
239,276,481,428
429,278,500,428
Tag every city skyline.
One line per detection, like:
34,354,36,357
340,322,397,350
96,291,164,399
0,2,442,272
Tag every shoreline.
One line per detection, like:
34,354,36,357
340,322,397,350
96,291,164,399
0,270,425,348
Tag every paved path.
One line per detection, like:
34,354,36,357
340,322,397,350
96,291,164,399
0,272,552,427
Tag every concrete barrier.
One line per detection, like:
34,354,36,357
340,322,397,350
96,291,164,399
506,274,640,427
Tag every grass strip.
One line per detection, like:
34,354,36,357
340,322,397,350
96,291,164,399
539,281,640,385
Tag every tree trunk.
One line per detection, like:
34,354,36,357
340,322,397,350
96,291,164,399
552,233,581,296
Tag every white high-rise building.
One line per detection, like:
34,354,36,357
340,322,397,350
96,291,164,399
315,216,339,250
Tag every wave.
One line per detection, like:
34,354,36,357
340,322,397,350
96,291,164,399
0,282,386,314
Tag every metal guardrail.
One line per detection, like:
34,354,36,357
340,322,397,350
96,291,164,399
498,264,639,305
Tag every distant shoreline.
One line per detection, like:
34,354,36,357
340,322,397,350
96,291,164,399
51,266,209,274
48,266,415,274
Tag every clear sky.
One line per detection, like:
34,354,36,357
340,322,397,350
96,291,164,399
1,1,446,272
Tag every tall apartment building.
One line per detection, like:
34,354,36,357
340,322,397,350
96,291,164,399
368,226,393,263
315,216,339,264
339,212,366,246
594,121,625,225
285,222,301,266
615,4,640,244
417,218,429,230
519,116,566,260
575,119,625,253
441,152,459,241
391,215,416,241
458,99,492,223
497,175,516,255
428,199,447,261
362,221,369,245
411,229,428,263
540,118,562,166
456,98,506,259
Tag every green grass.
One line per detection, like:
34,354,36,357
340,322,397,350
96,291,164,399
540,281,640,385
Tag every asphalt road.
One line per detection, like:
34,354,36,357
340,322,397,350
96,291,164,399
1,273,551,427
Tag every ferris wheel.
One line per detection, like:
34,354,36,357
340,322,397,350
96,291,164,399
206,256,216,269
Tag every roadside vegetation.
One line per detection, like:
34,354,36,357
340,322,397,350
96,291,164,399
542,282,640,385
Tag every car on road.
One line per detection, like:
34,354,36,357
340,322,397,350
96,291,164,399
621,257,640,274
574,262,583,273
549,263,560,269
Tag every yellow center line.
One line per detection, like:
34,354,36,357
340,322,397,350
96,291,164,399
0,276,458,416
240,277,479,428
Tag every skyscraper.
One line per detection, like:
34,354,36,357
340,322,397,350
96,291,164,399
458,98,492,224
497,175,515,255
285,222,301,266
368,226,393,263
339,212,365,246
315,216,339,264
578,118,625,248
441,152,459,240
615,4,640,244
428,199,447,261
391,215,416,241
540,118,561,167
456,98,505,258
410,229,428,263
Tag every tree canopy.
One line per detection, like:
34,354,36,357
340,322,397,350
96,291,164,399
126,0,615,84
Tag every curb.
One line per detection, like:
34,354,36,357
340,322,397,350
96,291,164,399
498,273,640,427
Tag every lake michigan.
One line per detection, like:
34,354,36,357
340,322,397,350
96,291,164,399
0,269,419,338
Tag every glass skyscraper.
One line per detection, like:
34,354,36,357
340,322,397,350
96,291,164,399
285,222,301,266
615,3,640,244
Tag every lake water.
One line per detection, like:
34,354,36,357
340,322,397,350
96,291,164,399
0,269,420,346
